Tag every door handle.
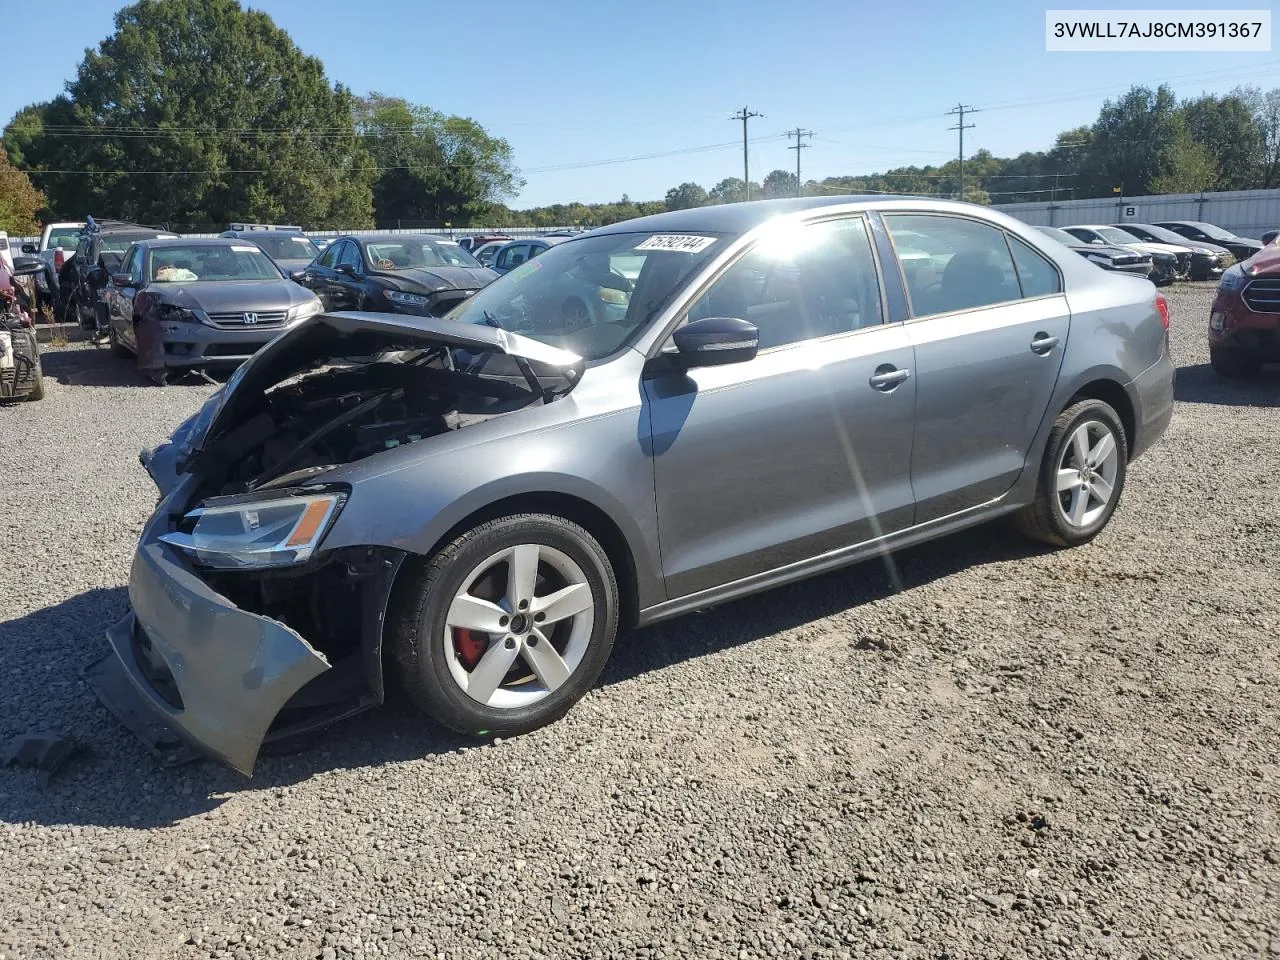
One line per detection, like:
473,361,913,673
869,366,910,391
1030,333,1060,355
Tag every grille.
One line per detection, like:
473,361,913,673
206,310,287,329
1242,278,1280,314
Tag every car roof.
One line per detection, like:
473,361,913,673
339,233,452,243
588,195,922,238
139,237,263,248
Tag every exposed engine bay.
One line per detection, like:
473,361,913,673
194,345,549,497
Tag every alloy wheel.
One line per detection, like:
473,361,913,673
1055,420,1120,528
442,543,595,709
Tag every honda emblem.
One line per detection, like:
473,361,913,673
243,312,259,325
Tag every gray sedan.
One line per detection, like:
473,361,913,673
103,238,323,382
92,197,1174,774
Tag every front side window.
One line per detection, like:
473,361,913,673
337,242,363,272
316,241,341,269
449,231,726,361
685,216,884,351
885,214,1021,316
149,244,282,282
121,245,142,284
496,244,529,270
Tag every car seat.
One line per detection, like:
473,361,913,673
935,249,1009,313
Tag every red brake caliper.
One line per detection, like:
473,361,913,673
454,629,488,670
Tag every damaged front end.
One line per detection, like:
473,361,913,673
94,311,583,776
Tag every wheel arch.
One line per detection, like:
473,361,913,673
394,491,643,632
1063,377,1136,455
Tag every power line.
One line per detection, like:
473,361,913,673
946,104,979,201
730,106,763,199
787,128,813,197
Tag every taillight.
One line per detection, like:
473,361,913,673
1155,293,1170,330
53,247,65,271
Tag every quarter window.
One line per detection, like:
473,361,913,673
1008,236,1062,297
686,216,884,351
885,214,1022,316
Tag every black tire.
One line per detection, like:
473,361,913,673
388,513,619,737
1015,399,1128,547
1209,346,1261,378
108,325,132,358
26,358,44,401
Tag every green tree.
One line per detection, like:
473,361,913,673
1149,123,1219,194
1085,85,1181,195
1237,86,1280,188
3,0,374,229
0,146,45,234
356,93,520,226
762,168,799,198
664,181,708,210
708,177,761,204
1180,93,1262,190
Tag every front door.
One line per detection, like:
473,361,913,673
108,244,145,350
883,213,1071,522
644,215,917,599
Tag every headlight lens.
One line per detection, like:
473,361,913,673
288,298,323,322
598,287,628,305
1218,265,1247,290
160,304,200,323
159,489,346,569
385,290,429,307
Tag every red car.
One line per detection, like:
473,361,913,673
1209,245,1280,377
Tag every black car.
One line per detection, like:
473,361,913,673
1263,229,1278,246
59,217,178,332
295,234,497,316
1108,223,1234,280
1153,221,1263,263
1034,227,1152,277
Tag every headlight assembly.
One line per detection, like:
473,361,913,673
159,488,346,569
385,290,429,307
288,299,323,322
1218,265,1248,291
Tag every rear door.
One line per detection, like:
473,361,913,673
645,214,917,598
883,213,1070,522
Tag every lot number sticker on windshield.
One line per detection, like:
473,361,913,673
635,235,717,253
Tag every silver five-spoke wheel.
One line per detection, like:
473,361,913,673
1055,420,1119,528
444,543,595,709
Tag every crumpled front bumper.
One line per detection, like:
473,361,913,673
97,506,332,776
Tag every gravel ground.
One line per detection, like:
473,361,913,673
1,284,1278,960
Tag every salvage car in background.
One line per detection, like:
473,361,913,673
102,237,322,383
294,233,496,316
1107,222,1234,280
1062,225,1188,283
1154,221,1263,262
93,196,1175,776
60,218,179,333
1034,227,1152,276
219,224,321,278
471,240,507,267
457,233,511,254
1208,243,1280,377
489,236,569,275
19,221,85,314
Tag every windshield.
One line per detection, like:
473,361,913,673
365,237,481,269
243,233,320,260
1187,221,1237,241
47,227,82,249
1038,227,1081,246
448,231,727,361
1096,227,1140,245
1136,224,1196,245
150,244,283,282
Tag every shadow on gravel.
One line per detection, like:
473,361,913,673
0,524,1047,829
39,346,226,389
1175,362,1280,407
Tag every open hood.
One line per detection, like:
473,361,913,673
179,311,583,473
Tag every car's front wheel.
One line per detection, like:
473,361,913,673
388,513,619,737
1016,399,1128,547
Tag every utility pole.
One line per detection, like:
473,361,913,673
730,106,763,200
787,128,813,197
946,104,979,202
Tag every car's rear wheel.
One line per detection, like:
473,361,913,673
1015,399,1127,547
388,513,619,737
1209,346,1262,378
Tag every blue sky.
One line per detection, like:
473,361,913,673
3,1,1277,207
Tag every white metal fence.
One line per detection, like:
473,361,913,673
7,225,577,249
992,188,1280,238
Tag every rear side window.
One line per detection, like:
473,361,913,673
1008,236,1062,298
884,214,1021,317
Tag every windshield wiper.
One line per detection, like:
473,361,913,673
481,309,503,329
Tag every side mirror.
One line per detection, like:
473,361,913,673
335,263,356,276
671,316,759,368
289,269,307,281
111,273,133,287
20,243,37,254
